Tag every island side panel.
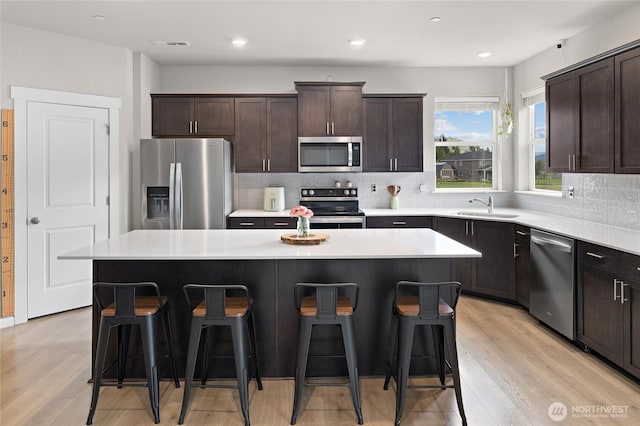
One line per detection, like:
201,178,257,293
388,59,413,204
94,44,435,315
276,258,453,377
92,259,278,378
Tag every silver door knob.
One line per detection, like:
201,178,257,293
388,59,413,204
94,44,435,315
30,217,40,224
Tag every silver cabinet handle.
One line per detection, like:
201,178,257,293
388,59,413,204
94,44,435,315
189,120,193,134
326,122,330,135
621,282,629,304
513,243,519,258
516,230,528,236
331,122,335,135
568,155,571,171
195,120,198,133
392,221,407,226
573,154,576,171
240,222,255,226
613,278,620,301
30,217,40,224
471,221,474,236
637,267,640,271
465,220,469,236
586,251,604,259
272,222,289,227
389,158,393,171
394,158,398,171
262,159,266,172
267,158,271,172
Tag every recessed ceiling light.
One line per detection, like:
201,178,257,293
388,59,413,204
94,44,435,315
429,17,441,23
477,52,492,58
231,37,248,48
348,38,367,47
93,15,106,21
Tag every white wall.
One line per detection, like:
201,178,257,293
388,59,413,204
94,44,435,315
131,53,160,229
1,23,134,232
511,2,640,230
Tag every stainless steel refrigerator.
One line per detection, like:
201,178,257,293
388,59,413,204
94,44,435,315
140,138,233,229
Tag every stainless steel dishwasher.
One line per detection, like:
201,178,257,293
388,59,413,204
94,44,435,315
530,229,576,340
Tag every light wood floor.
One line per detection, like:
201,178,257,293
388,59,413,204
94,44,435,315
1,295,639,425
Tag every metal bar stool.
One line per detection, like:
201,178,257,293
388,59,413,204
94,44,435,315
179,284,263,426
291,282,364,425
87,282,180,425
383,281,467,426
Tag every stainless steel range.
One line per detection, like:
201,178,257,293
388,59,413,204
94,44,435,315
299,187,365,229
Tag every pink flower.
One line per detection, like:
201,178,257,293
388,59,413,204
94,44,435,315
289,205,314,218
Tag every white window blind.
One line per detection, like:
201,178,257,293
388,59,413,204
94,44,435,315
521,86,545,106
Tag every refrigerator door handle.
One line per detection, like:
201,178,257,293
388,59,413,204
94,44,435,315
169,163,176,229
175,162,184,229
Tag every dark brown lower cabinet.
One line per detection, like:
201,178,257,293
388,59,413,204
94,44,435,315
515,225,531,308
577,241,640,379
434,217,515,301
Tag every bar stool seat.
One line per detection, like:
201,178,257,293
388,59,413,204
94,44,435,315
179,284,263,426
291,283,363,425
87,282,180,425
383,281,467,426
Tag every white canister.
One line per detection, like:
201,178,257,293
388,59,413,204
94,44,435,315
263,187,285,211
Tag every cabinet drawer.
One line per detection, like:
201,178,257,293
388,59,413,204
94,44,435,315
264,218,296,229
227,218,265,229
620,251,640,283
578,241,618,271
366,216,432,228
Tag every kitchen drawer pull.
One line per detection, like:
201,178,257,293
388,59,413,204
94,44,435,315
326,122,330,135
613,279,619,301
239,222,255,226
272,222,289,226
513,243,519,258
392,221,407,226
195,120,198,133
389,158,393,171
331,122,335,135
189,120,193,134
586,251,604,259
516,230,529,236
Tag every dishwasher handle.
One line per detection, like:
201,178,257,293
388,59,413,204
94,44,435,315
531,234,573,253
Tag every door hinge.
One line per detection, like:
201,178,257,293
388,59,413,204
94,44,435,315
106,195,110,206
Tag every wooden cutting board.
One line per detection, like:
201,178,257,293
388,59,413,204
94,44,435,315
281,233,329,245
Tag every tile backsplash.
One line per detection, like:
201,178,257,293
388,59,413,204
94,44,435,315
515,173,640,231
235,172,514,211
237,172,640,231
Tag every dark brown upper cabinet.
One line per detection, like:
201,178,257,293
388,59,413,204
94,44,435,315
615,47,640,173
152,95,235,137
545,43,640,174
546,59,614,173
234,97,297,173
363,95,424,172
295,82,364,136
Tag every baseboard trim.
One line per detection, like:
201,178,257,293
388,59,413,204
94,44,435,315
0,316,15,328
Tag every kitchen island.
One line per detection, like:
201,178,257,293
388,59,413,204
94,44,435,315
62,228,480,378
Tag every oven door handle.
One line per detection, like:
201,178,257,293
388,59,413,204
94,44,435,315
309,216,365,224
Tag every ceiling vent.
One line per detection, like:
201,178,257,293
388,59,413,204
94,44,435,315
153,41,191,47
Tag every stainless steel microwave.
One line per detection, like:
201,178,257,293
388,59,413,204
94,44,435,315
298,136,362,172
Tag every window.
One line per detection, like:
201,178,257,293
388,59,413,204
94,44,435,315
434,97,499,189
524,90,561,191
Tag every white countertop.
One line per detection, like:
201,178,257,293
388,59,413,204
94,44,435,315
60,228,481,261
230,207,640,256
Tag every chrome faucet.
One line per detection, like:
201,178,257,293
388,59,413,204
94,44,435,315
468,194,493,213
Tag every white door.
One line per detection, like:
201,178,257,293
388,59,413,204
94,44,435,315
26,102,110,318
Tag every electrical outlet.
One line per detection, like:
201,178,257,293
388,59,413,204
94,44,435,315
567,186,575,199
419,184,427,193
371,184,377,193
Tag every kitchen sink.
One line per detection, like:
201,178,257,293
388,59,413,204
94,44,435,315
456,211,519,219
